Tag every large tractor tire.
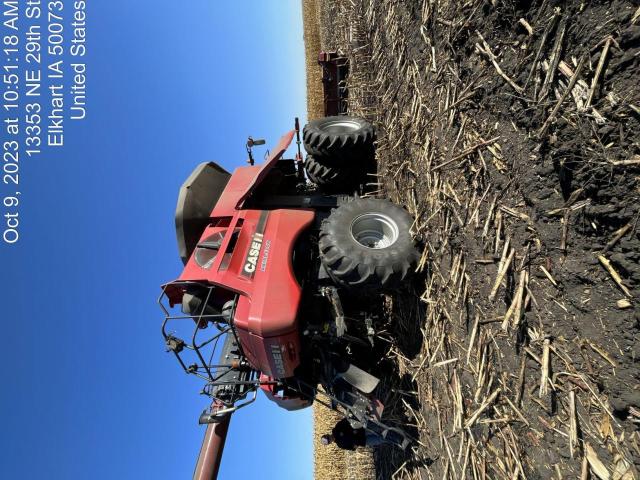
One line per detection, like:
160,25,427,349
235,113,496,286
303,116,375,164
319,198,420,290
304,155,358,192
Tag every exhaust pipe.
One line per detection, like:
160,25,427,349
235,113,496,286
193,415,231,480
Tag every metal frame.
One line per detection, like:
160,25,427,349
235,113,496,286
159,281,263,415
159,281,412,448
287,377,412,449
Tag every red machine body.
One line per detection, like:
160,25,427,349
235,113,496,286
162,114,414,480
164,131,313,379
259,373,313,411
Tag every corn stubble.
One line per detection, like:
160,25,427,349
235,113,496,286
307,0,640,479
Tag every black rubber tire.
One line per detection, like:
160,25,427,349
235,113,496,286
303,116,375,164
304,155,360,191
319,198,420,290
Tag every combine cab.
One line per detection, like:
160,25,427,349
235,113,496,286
160,116,420,478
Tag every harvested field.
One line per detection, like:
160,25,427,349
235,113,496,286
314,405,376,480
304,0,379,476
307,0,640,479
302,0,325,121
302,2,375,478
314,407,350,478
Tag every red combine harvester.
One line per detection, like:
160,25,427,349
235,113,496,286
160,67,420,479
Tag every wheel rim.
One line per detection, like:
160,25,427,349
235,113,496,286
350,213,399,249
320,119,361,135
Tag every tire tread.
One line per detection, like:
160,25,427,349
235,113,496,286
319,198,420,290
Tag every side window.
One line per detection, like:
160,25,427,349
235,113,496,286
194,232,225,269
219,228,241,270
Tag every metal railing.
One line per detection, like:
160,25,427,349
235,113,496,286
159,281,260,414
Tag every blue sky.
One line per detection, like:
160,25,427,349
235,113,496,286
0,1,312,478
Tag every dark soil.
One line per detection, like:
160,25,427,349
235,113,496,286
324,0,640,478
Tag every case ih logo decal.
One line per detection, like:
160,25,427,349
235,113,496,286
242,211,269,277
243,233,264,275
260,240,271,272
270,344,286,377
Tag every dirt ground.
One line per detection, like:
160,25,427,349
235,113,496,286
315,0,640,479
303,1,379,478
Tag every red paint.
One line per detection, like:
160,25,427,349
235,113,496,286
210,130,295,218
237,329,300,378
164,130,313,379
235,130,295,209
259,373,313,411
